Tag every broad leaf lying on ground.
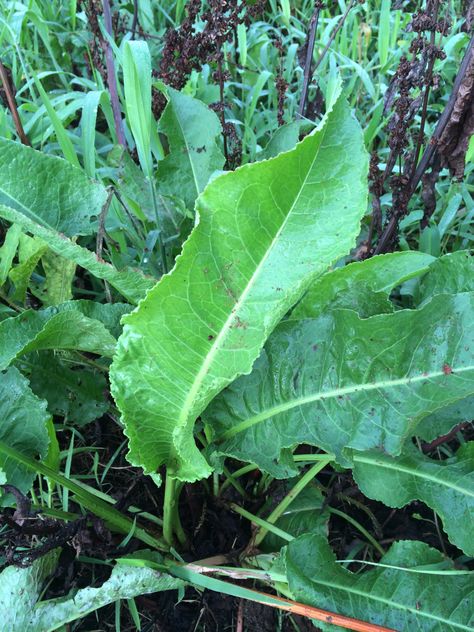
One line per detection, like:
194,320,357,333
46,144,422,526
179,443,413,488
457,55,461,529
352,443,474,555
292,251,434,319
285,535,474,632
206,293,474,477
0,305,117,370
110,84,368,481
26,352,109,425
0,550,60,632
416,396,474,441
418,250,474,304
30,553,182,632
0,137,106,236
0,204,154,304
156,86,225,210
0,549,183,632
0,367,50,505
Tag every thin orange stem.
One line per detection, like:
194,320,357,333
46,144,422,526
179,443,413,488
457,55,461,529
249,588,395,632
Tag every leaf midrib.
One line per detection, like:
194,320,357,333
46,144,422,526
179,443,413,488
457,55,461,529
220,365,474,440
176,119,331,431
353,453,474,498
172,101,201,197
0,186,50,228
299,572,473,629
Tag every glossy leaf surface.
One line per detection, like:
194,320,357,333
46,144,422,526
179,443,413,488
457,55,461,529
0,204,154,304
286,535,474,631
0,367,50,505
352,443,474,555
157,87,225,209
0,137,105,236
292,251,434,319
110,88,368,481
206,294,474,477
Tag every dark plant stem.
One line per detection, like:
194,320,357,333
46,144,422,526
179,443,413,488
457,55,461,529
298,4,322,117
217,55,229,165
410,32,474,193
411,0,441,177
131,0,139,39
96,187,114,261
311,0,356,77
96,187,115,302
150,181,169,274
421,422,470,453
374,33,474,255
0,60,31,146
102,0,126,146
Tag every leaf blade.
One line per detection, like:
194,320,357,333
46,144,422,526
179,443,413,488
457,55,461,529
0,306,118,370
286,535,474,631
0,366,50,505
353,443,474,555
110,88,369,481
292,251,435,319
156,86,225,210
0,204,154,304
206,294,474,477
0,137,105,236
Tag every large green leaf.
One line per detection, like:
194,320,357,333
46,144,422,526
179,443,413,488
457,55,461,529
110,86,368,481
0,204,154,304
285,535,474,631
0,137,106,236
0,367,50,505
0,305,117,370
206,294,474,477
292,251,434,319
352,443,474,555
0,550,60,632
156,87,225,210
0,550,183,632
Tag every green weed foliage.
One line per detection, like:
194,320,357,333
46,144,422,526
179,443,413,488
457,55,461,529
0,1,473,630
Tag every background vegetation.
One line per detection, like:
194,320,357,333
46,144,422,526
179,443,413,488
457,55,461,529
0,1,473,630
